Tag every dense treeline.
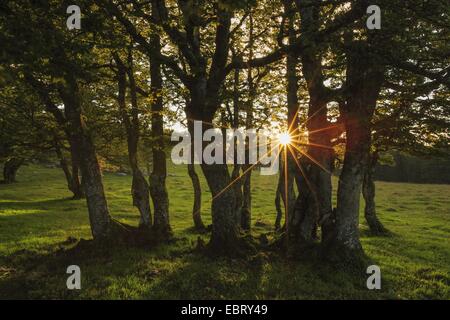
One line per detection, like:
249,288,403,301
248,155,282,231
375,153,450,184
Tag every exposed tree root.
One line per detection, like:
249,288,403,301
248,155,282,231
366,219,389,236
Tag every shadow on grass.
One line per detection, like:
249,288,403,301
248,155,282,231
0,235,390,299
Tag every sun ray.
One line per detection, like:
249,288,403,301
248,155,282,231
298,104,328,130
297,142,335,150
289,143,332,175
283,144,289,234
209,143,283,203
307,124,343,135
287,145,320,207
287,107,301,134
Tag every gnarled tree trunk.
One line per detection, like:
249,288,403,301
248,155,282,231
331,42,385,258
286,1,333,248
148,7,171,238
201,162,239,253
115,53,152,229
59,81,113,241
290,1,340,250
187,103,240,254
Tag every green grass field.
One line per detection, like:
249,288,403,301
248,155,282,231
0,163,449,299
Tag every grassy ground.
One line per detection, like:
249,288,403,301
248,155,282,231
0,163,449,299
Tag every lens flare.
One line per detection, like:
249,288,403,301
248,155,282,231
278,132,291,146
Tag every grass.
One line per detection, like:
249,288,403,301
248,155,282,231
0,163,449,299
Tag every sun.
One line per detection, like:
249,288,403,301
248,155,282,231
278,132,292,146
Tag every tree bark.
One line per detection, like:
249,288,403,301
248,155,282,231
231,64,243,225
55,143,74,194
69,143,84,200
290,2,337,248
187,101,240,254
149,3,171,238
331,42,385,257
283,1,329,247
54,136,84,199
274,180,283,230
202,162,239,253
54,135,84,199
59,80,113,241
241,166,252,231
188,163,205,231
362,151,387,235
241,12,255,232
3,157,23,183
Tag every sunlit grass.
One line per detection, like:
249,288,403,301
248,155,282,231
0,164,448,299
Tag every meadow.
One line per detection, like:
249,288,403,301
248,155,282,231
0,163,449,299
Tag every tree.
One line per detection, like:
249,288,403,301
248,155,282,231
113,50,153,229
0,1,130,241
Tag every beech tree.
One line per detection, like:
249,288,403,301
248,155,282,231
0,0,129,241
113,51,153,229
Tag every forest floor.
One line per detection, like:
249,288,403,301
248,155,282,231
0,164,449,299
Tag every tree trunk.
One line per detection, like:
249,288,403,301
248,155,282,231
188,163,205,231
59,81,112,241
3,157,23,183
149,7,171,238
334,121,368,253
115,53,152,229
231,64,243,225
241,11,254,232
231,164,243,225
241,165,252,231
187,103,240,255
331,42,385,259
290,157,320,243
69,144,84,200
290,2,337,249
362,151,387,235
54,138,74,197
274,180,283,230
201,162,239,253
279,150,297,231
54,136,84,200
285,1,328,248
